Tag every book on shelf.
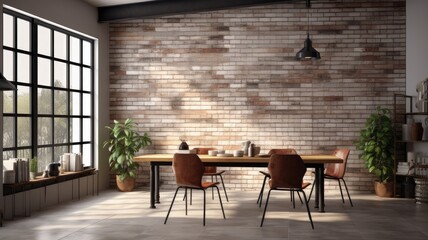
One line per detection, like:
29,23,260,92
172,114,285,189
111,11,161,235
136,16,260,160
3,158,29,183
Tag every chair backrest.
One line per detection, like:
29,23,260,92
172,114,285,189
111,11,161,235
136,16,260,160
173,154,205,188
268,148,297,155
268,154,306,189
193,147,217,173
324,149,350,179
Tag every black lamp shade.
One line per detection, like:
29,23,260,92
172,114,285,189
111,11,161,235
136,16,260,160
0,72,17,91
296,34,321,60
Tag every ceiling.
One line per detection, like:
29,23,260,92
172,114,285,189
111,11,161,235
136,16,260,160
83,0,303,22
83,0,154,7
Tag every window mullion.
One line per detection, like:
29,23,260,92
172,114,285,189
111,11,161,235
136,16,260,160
31,19,38,160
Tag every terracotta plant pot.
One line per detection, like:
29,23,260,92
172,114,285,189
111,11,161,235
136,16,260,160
374,181,394,198
116,175,136,192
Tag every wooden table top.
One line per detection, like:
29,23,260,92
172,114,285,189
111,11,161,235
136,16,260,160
134,154,343,164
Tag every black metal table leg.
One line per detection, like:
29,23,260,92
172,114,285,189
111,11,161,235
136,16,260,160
319,165,325,212
155,165,160,204
150,163,156,208
314,167,320,209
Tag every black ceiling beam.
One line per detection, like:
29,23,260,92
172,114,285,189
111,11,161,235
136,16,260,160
98,0,299,22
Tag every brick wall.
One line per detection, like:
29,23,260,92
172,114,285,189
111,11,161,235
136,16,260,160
109,0,406,193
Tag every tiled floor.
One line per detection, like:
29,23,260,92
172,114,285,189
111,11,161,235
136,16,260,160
1,189,427,240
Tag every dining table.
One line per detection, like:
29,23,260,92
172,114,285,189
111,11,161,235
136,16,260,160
134,153,343,212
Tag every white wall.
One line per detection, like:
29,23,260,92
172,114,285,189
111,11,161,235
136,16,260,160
0,0,111,217
407,0,428,100
406,0,428,151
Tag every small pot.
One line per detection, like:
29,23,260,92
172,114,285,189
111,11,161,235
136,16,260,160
374,181,394,198
116,175,136,192
30,172,36,180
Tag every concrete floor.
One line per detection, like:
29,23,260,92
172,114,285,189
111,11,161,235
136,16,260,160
1,189,427,240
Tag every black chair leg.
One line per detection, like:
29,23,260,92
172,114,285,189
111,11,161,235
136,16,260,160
338,179,345,203
301,190,314,229
342,179,354,207
211,176,215,200
164,187,180,224
215,186,226,219
183,188,187,201
292,190,296,209
296,191,303,204
257,175,268,207
219,175,229,202
203,189,206,226
185,187,188,215
308,178,315,201
260,189,272,227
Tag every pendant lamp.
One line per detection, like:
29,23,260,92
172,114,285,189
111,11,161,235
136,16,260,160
296,0,321,60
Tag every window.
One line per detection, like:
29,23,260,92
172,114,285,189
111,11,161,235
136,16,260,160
2,9,94,172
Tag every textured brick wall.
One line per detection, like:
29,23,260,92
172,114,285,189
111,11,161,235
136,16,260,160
109,0,406,193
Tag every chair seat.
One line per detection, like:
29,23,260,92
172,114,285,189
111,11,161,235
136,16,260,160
202,182,219,189
270,182,311,190
302,182,311,189
324,174,339,180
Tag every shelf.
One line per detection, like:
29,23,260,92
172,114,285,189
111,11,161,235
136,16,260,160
416,164,428,168
405,112,428,116
413,176,428,179
395,173,415,177
395,140,428,143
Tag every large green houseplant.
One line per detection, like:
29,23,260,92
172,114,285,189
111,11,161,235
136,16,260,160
103,118,151,191
356,106,395,197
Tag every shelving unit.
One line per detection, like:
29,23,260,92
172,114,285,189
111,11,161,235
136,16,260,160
393,94,428,199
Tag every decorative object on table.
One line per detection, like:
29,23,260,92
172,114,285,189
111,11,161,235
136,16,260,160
242,141,251,155
248,143,255,157
411,122,424,141
29,157,38,180
48,162,61,177
233,150,244,157
178,137,189,150
103,118,152,192
356,106,395,197
208,150,218,156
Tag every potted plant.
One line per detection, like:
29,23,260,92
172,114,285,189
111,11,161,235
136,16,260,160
103,118,151,191
356,106,395,197
29,157,38,180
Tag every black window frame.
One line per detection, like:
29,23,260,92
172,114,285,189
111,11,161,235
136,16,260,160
2,8,95,171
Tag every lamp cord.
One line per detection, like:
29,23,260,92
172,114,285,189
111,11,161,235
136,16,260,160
307,0,310,35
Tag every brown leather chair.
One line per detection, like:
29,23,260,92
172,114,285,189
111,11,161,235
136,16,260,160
193,148,229,202
164,153,226,226
257,148,297,208
308,149,353,206
260,154,314,229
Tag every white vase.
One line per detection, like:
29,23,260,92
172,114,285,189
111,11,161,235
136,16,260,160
30,172,36,180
